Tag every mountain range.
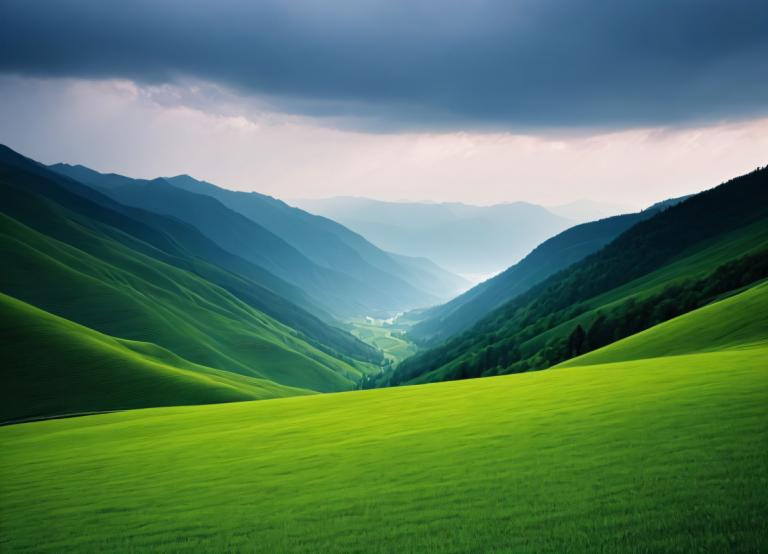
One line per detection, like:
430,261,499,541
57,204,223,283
407,196,689,345
0,145,389,420
4,143,765,423
387,167,768,386
49,165,467,319
546,199,638,222
2,144,766,552
294,196,574,277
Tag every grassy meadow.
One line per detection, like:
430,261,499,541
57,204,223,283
349,317,418,364
1,283,766,552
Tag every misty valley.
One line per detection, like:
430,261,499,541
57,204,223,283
1,2,767,550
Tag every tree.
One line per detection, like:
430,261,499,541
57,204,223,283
586,314,610,351
567,324,586,358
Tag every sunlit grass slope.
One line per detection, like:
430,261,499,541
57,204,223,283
1,286,766,552
0,293,310,422
558,279,768,368
349,317,417,364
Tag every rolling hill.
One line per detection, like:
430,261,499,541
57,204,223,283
389,167,768,385
0,190,361,392
294,196,572,276
407,198,687,345
0,292,312,423
1,280,765,551
557,279,768,367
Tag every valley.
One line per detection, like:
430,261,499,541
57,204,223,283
348,316,417,366
2,4,766,552
294,197,574,276
0,144,766,552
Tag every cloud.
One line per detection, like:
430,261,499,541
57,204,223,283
2,76,766,208
1,0,767,130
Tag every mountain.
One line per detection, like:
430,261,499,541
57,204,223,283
546,199,637,222
51,166,467,316
0,145,382,421
293,197,573,276
163,175,468,301
3,280,765,551
408,198,687,345
387,166,768,386
3,148,379,365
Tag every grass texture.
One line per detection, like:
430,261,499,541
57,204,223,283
0,292,311,422
1,283,766,552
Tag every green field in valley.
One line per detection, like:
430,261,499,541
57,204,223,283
349,316,418,365
1,282,766,552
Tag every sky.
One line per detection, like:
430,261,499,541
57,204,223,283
0,0,766,207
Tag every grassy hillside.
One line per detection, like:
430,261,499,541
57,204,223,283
390,167,768,385
3,145,382,365
0,293,310,422
510,220,768,362
1,283,765,552
557,279,768,367
0,196,363,392
0,150,384,421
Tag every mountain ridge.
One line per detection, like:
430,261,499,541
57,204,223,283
407,196,690,345
388,166,768,385
293,195,573,275
0,145,388,421
50,164,466,317
2,146,379,363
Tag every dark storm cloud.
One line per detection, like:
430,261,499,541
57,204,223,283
1,0,767,129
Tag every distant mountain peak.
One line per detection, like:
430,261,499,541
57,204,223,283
546,199,638,222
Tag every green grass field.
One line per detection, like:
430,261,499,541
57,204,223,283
1,283,766,552
349,317,418,364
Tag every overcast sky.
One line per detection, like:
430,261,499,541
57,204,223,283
1,0,766,206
